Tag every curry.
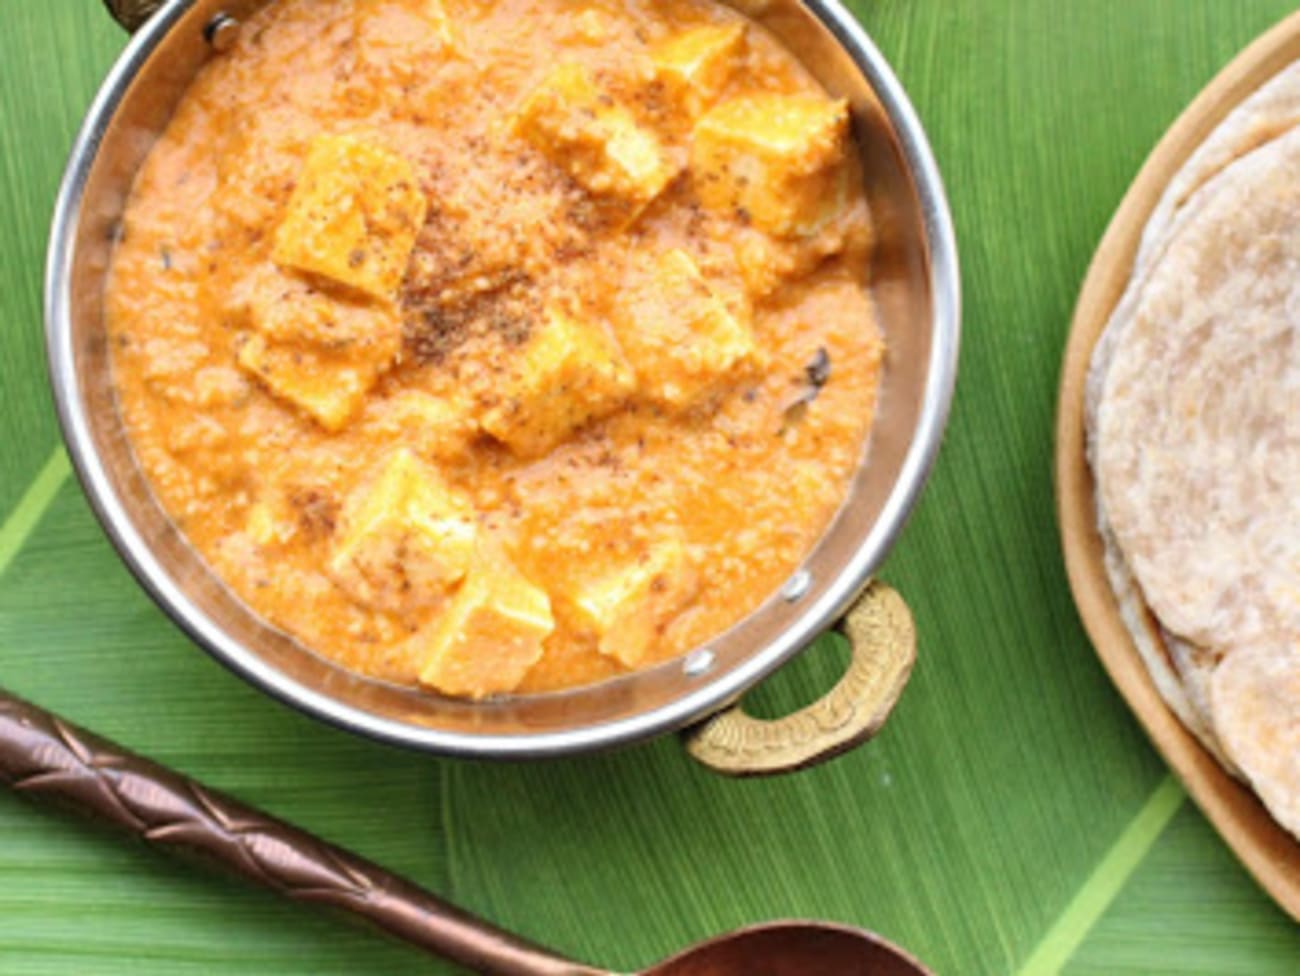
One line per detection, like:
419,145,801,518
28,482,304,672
106,0,884,698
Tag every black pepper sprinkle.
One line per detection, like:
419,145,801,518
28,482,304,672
806,346,832,388
290,488,339,537
781,349,834,430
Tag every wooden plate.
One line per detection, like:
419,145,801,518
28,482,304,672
1056,11,1300,921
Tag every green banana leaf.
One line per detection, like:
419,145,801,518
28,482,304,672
1,1,1297,973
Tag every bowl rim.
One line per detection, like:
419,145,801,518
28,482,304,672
45,0,960,758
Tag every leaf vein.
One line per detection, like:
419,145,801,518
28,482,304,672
0,447,71,579
1014,773,1186,975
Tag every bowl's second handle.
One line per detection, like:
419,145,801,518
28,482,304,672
102,0,164,32
682,581,916,776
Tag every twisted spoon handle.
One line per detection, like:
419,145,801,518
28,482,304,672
0,691,605,976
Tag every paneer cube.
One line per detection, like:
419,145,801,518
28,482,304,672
482,307,635,456
651,24,746,119
615,249,756,409
238,333,395,432
690,94,851,237
417,539,554,698
571,537,699,668
229,265,402,349
272,135,428,300
329,450,477,614
232,266,401,431
512,64,677,215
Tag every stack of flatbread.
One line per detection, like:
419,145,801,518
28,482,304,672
1087,63,1300,840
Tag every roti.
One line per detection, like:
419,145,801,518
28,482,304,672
1086,60,1300,429
1138,59,1300,270
1087,87,1300,838
1213,642,1300,836
1097,512,1233,767
1095,126,1300,655
1085,156,1248,767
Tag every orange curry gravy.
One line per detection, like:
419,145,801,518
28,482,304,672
106,0,883,698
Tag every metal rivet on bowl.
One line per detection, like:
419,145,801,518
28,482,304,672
204,13,241,52
781,570,812,602
683,649,716,678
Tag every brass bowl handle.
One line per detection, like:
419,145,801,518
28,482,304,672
102,0,164,32
683,581,917,776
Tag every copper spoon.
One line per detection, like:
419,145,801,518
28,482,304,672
0,691,930,974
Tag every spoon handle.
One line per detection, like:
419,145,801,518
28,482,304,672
0,691,608,976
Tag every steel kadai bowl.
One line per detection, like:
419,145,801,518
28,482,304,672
46,0,959,770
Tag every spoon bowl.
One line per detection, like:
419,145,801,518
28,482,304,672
647,922,931,976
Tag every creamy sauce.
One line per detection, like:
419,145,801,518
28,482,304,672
106,0,883,697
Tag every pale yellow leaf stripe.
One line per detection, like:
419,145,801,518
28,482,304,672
1015,773,1187,975
0,447,72,578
